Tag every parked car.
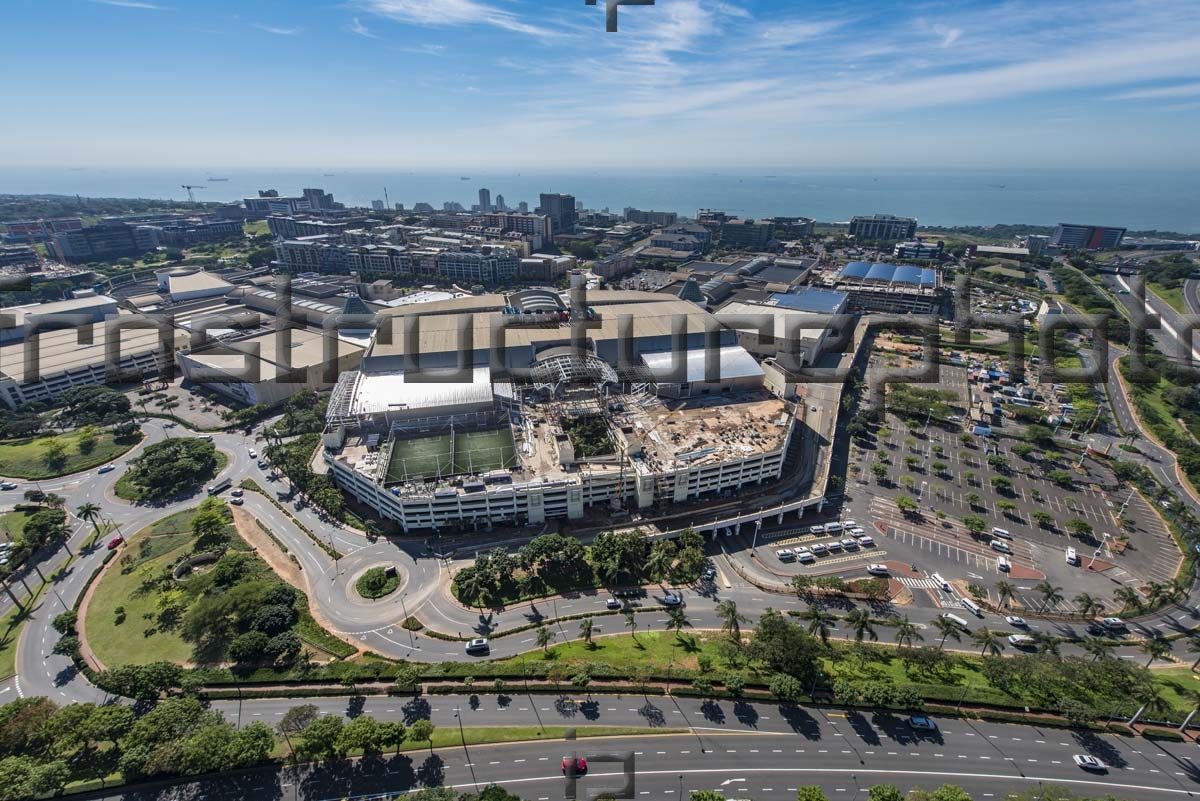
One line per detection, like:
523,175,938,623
248,449,257,458
989,540,1012,554
106,536,124,550
810,543,828,555
776,549,795,560
840,538,859,551
1065,547,1079,565
857,535,875,547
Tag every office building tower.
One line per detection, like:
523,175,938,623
1050,224,1126,250
538,193,578,235
848,214,918,241
478,188,491,213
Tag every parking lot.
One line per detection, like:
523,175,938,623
816,350,1186,617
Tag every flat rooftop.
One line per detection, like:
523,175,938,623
0,310,183,382
182,328,364,380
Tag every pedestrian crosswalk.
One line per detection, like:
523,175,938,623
898,577,942,590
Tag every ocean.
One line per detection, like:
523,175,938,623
2,166,1197,234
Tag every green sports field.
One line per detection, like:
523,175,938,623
385,427,516,482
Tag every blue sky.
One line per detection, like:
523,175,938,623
2,0,1200,168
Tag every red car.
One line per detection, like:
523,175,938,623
107,536,124,550
561,757,587,775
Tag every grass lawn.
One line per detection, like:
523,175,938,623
1149,281,1188,314
399,725,681,754
114,450,227,502
493,631,722,675
83,509,206,666
0,430,142,480
0,510,32,542
0,599,31,680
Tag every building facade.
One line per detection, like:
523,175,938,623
848,215,918,241
538,193,578,235
1050,223,1126,250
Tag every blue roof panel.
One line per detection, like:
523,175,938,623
839,261,936,287
769,288,847,314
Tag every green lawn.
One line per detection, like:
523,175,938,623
0,430,142,479
0,510,32,542
0,599,30,679
1148,281,1188,314
404,725,681,753
83,511,203,666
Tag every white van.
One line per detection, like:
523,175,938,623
825,522,845,534
990,540,1012,554
960,598,984,617
996,556,1011,572
1008,634,1036,648
991,527,1012,540
941,613,971,631
931,573,951,592
1065,547,1079,565
809,524,827,535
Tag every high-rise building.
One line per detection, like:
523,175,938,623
52,223,151,263
478,188,491,213
719,219,775,250
495,194,506,211
538,193,577,235
371,200,386,211
848,214,918,241
517,201,529,213
1050,223,1126,250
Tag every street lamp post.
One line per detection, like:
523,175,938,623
399,592,416,649
678,775,684,801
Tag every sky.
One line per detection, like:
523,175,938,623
2,0,1200,169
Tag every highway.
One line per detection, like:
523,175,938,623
68,700,1200,800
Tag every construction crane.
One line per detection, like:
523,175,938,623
181,184,205,203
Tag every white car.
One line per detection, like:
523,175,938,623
1065,547,1079,565
1101,617,1127,630
1005,615,1027,627
248,449,257,458
866,564,889,576
840,538,859,550
858,535,875,547
989,540,1012,554
776,549,795,560
1073,755,1106,771
810,543,828,556
849,527,866,537
842,519,858,529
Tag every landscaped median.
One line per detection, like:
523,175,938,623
0,427,142,480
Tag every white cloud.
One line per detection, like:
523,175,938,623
934,24,962,47
1110,81,1200,100
349,17,378,39
90,0,166,9
400,43,446,56
255,24,301,36
356,0,562,39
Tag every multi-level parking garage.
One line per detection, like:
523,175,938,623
322,288,799,532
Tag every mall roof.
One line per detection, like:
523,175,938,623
839,261,937,286
768,288,848,314
640,345,764,384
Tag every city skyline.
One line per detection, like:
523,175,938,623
1,0,1199,169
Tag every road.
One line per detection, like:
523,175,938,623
69,700,1200,800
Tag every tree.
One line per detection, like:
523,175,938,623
1034,581,1064,611
1081,636,1116,663
190,497,230,552
995,580,1015,609
75,502,103,537
867,786,906,801
800,605,835,645
1140,637,1172,668
379,721,407,755
962,515,987,535
60,386,131,425
845,608,877,646
299,715,345,760
408,718,436,753
278,704,320,758
971,627,1005,657
579,616,594,647
1065,518,1094,539
895,615,923,649
964,491,981,507
1032,510,1056,529
122,438,218,501
769,673,804,703
1114,586,1144,613
666,607,691,642
338,716,383,755
534,624,554,652
934,616,962,650
1073,592,1105,618
623,610,638,642
715,599,747,643
895,494,919,514
796,786,830,801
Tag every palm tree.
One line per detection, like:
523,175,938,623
1073,592,1105,618
1081,636,1116,663
666,607,691,642
75,502,103,537
623,610,639,642
846,608,877,645
1139,637,1172,669
1114,586,1144,614
43,493,66,510
971,627,1005,657
1034,633,1061,657
1186,632,1200,670
995,580,1015,609
645,542,674,583
535,624,555,652
715,600,746,643
1035,581,1064,612
934,616,962,650
895,615,923,649
800,605,836,645
579,617,594,648
1146,581,1174,608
